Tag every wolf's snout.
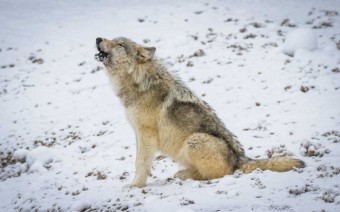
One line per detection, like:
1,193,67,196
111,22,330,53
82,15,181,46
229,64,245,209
95,37,109,62
96,37,103,45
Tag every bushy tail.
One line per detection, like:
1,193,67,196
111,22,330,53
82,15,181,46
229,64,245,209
240,157,305,173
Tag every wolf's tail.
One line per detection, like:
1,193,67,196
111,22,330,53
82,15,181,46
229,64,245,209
239,157,305,173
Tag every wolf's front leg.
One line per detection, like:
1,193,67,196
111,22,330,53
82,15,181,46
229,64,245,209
126,130,157,188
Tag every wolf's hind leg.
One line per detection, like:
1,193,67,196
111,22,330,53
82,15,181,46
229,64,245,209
181,133,234,180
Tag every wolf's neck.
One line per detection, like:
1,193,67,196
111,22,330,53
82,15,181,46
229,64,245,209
112,59,168,106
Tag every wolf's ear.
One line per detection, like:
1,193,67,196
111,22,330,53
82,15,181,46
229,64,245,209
136,46,156,63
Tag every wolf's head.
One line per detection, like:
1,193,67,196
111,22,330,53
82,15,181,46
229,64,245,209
95,37,156,71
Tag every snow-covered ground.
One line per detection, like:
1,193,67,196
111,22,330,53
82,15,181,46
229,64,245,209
1,0,340,211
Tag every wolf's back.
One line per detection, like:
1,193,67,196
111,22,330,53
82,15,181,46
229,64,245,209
240,157,305,173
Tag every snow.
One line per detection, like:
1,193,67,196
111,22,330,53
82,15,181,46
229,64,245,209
1,0,340,211
12,149,28,163
282,28,318,56
25,146,56,173
69,201,92,212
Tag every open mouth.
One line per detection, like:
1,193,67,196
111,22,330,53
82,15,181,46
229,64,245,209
95,46,109,62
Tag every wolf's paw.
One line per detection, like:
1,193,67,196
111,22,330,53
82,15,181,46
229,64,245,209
123,182,145,188
174,169,194,180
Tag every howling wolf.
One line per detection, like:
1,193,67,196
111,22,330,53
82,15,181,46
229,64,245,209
95,37,305,188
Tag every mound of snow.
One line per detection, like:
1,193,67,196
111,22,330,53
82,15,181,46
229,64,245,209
26,146,56,173
282,28,317,56
13,149,29,163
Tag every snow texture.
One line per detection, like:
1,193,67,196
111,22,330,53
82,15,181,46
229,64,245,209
26,146,56,173
0,0,340,211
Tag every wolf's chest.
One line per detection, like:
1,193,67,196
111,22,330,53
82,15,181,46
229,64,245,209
125,104,160,131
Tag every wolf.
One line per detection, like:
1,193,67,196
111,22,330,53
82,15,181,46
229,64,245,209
95,37,305,188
